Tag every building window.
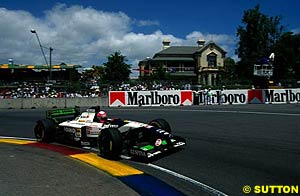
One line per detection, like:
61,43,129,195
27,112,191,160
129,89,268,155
207,53,217,67
180,64,184,72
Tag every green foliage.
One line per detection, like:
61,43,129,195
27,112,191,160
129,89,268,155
102,51,131,83
81,65,105,82
222,57,237,82
92,65,105,79
236,4,283,80
272,32,300,82
151,64,167,80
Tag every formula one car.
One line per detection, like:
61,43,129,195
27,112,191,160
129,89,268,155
34,107,186,160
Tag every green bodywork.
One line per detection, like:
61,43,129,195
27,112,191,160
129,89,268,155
46,107,80,123
138,140,168,151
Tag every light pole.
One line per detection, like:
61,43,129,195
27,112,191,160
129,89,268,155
49,46,53,80
30,29,53,81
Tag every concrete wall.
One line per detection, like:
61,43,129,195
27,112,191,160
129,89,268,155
0,97,109,109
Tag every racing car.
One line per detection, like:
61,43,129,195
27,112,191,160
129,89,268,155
34,106,186,160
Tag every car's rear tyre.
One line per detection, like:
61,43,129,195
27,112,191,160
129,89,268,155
98,128,122,160
149,118,172,133
34,119,56,143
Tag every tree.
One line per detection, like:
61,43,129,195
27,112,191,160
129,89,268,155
223,57,237,83
92,65,105,79
102,51,131,83
272,32,300,83
236,5,283,80
81,65,105,82
151,63,167,80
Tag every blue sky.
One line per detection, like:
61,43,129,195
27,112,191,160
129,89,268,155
0,0,299,74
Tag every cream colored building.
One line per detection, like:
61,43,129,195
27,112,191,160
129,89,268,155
138,39,227,86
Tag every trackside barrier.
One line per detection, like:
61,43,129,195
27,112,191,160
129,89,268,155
109,90,193,107
192,88,300,105
264,89,300,104
194,89,248,105
1,89,299,109
0,97,108,109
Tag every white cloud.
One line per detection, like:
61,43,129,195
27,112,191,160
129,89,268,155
0,4,237,72
291,27,300,34
134,19,160,27
184,31,237,56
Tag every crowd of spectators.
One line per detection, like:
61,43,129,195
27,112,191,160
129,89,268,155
0,82,101,99
0,81,193,99
110,81,192,91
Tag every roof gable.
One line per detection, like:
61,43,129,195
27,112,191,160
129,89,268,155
196,41,227,54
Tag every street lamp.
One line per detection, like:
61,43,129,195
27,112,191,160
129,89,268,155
30,29,53,81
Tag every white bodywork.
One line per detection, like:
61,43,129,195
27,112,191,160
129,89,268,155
59,111,104,138
58,111,150,138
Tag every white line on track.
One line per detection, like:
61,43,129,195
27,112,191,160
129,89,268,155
147,163,229,196
194,109,300,116
120,154,228,196
106,108,300,116
0,136,36,141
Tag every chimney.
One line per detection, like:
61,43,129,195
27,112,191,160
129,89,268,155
162,39,171,49
197,39,205,47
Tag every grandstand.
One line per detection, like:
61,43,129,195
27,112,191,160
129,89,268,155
0,63,81,82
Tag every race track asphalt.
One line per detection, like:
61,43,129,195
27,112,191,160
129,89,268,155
0,104,300,196
0,142,140,196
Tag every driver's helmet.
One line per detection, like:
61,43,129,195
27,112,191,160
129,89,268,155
97,111,107,122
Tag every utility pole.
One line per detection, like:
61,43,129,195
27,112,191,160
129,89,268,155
31,29,54,81
50,47,53,81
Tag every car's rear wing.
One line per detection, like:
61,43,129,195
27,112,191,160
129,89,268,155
46,107,80,119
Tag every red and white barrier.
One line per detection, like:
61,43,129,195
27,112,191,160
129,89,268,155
109,90,193,107
109,88,300,107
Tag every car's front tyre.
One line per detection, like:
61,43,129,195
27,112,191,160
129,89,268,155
149,118,172,133
98,128,122,160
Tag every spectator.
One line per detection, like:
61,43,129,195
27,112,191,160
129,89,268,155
207,88,212,105
203,89,208,105
219,86,225,105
